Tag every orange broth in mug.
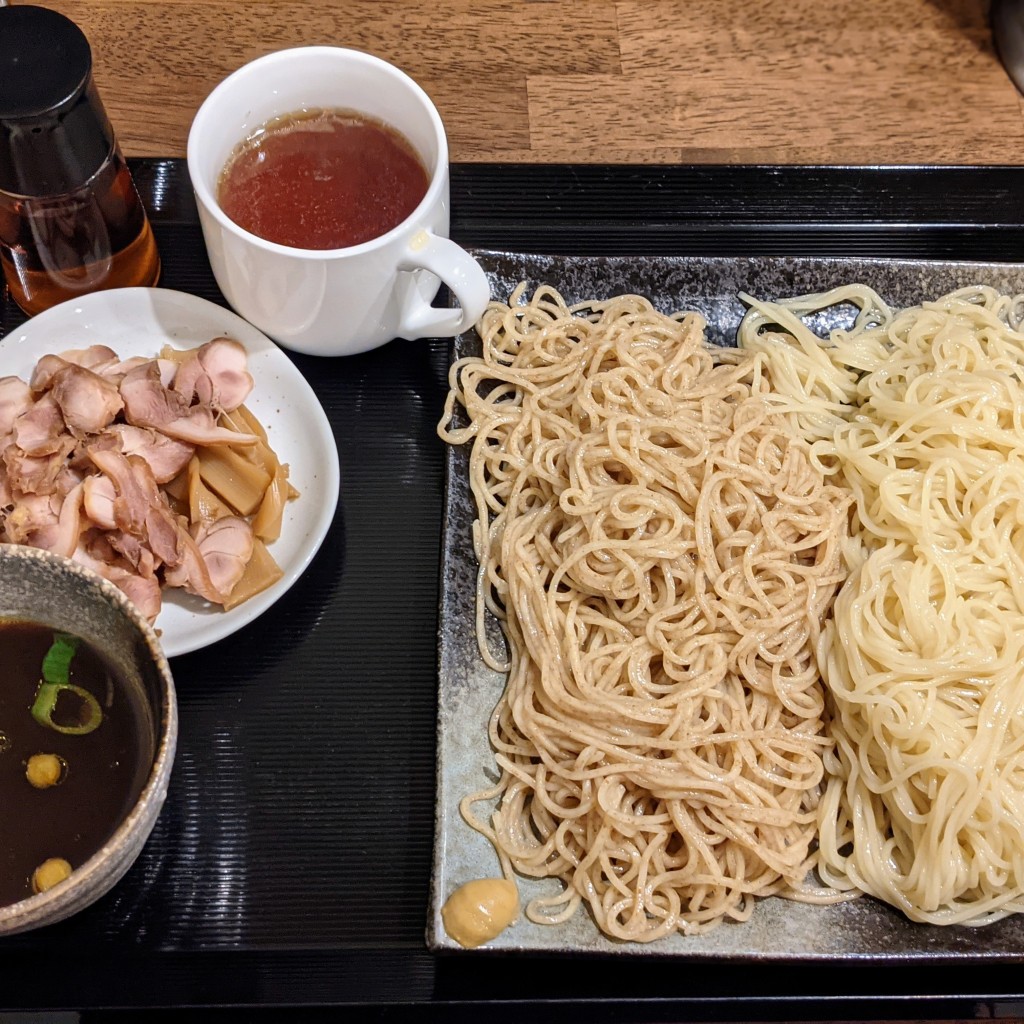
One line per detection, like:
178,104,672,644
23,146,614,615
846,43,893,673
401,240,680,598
217,108,430,250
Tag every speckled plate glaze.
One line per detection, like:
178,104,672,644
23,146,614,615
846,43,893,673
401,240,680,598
430,251,1024,958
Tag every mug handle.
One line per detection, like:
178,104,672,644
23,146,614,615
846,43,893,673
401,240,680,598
396,232,490,339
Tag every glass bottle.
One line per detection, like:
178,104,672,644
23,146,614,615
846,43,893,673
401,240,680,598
0,4,160,316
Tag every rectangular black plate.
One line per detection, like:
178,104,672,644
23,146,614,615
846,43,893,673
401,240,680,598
430,249,1024,959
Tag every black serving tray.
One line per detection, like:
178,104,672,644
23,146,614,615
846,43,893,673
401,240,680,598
3,161,1024,1022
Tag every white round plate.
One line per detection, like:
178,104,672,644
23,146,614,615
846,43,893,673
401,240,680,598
3,288,340,657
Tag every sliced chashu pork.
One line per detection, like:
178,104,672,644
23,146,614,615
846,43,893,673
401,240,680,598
23,481,84,557
48,363,124,436
0,376,31,434
89,446,227,605
1,340,268,622
102,424,194,483
74,532,163,624
193,516,254,598
87,447,180,567
4,434,76,496
120,360,257,447
12,393,65,455
173,338,254,412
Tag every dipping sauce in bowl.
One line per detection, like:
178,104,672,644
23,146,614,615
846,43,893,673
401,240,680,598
0,622,153,909
0,544,175,936
217,108,430,249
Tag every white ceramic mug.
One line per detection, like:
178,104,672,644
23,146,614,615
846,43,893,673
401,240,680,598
187,47,489,356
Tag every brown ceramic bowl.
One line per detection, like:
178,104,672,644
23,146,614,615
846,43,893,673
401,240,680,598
0,545,177,935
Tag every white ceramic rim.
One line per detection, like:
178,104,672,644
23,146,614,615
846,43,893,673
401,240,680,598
4,286,341,658
0,546,178,931
186,45,450,260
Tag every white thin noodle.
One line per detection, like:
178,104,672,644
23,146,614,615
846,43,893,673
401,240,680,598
737,283,1024,926
438,285,850,940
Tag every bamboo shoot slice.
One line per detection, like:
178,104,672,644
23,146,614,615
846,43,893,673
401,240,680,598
232,403,269,444
222,538,283,610
252,461,291,542
188,456,234,526
197,446,271,516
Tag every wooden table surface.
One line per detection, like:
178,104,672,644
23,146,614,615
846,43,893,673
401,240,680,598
36,0,1024,165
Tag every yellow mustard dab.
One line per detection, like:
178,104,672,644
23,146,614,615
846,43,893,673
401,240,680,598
441,878,519,948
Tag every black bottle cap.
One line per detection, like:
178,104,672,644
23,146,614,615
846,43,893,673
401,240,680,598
0,5,115,197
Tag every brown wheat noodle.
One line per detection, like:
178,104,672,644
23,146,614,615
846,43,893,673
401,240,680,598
438,284,850,940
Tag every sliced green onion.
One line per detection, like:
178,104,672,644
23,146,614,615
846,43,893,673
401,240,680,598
42,633,79,685
31,633,102,736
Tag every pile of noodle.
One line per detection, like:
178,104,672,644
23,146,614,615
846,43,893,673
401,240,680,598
738,284,1024,925
438,285,850,940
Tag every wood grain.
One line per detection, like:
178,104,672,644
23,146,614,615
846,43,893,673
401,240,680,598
35,0,1024,163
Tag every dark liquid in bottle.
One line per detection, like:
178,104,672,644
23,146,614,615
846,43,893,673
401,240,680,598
0,148,160,316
